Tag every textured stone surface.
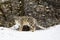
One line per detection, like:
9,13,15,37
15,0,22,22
0,0,60,28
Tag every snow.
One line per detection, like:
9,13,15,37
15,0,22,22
0,25,60,40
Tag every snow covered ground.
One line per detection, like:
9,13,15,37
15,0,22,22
0,25,60,40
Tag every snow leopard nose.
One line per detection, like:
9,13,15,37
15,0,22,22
22,25,30,31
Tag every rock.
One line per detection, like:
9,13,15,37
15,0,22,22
0,0,60,29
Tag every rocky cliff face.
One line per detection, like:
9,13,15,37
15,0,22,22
0,0,60,28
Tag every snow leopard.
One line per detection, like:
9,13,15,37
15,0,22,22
12,16,46,32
